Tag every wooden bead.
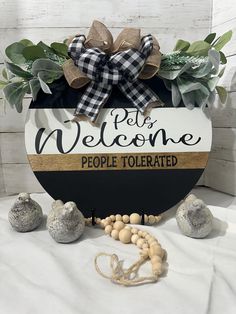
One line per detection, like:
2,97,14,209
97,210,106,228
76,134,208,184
85,218,92,225
103,220,110,227
111,229,119,240
142,243,149,249
148,237,156,245
149,245,163,258
156,248,165,259
142,232,148,237
110,215,116,222
95,218,101,225
130,213,141,224
155,215,162,223
145,234,151,241
140,248,149,258
136,238,145,248
131,228,138,234
113,221,125,231
106,217,112,224
122,215,130,224
119,229,132,244
100,219,106,228
131,234,139,244
148,215,156,225
115,214,122,221
124,226,131,230
104,225,113,235
138,230,143,237
149,241,159,247
151,255,162,264
144,214,148,224
151,262,162,276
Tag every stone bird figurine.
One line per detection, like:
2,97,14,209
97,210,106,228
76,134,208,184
47,200,85,243
8,192,43,232
176,194,213,238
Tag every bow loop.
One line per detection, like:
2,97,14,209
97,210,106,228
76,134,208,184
64,21,163,122
139,34,153,58
68,35,86,60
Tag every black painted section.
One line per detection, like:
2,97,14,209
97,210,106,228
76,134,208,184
30,76,179,109
34,168,204,217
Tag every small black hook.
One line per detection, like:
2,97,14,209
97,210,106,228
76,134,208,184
141,212,145,225
91,210,96,226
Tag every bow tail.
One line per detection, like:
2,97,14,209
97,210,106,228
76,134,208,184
118,79,163,114
74,81,112,122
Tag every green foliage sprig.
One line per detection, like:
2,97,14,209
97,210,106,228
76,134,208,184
158,30,232,109
0,30,233,113
0,39,69,112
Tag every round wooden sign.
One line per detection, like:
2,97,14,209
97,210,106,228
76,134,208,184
25,77,212,217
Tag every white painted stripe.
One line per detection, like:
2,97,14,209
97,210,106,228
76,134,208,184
25,108,212,154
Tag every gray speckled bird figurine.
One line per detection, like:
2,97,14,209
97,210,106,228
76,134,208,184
47,200,85,243
8,192,43,232
176,194,213,238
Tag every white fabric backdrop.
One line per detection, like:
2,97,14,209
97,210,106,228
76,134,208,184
0,188,236,314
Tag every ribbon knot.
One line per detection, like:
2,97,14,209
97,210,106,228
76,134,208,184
65,21,162,122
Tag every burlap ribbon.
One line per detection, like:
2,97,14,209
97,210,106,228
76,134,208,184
63,20,162,122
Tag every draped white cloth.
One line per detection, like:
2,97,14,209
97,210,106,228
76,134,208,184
0,188,236,314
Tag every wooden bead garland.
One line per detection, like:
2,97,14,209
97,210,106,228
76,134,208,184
85,213,165,286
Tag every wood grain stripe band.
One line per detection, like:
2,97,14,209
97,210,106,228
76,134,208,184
28,152,209,172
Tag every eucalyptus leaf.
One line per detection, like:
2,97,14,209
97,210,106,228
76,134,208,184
178,62,197,77
208,49,220,72
218,66,226,78
173,39,190,51
177,77,202,94
22,45,46,61
163,79,172,91
158,69,182,80
219,51,227,64
36,70,61,84
51,42,68,57
3,82,29,112
20,39,34,47
208,77,219,91
186,40,211,56
29,78,41,100
216,85,227,103
194,88,210,107
171,82,181,107
190,60,212,78
37,73,52,94
0,80,8,88
181,92,195,109
5,42,26,65
6,62,33,79
208,91,216,107
213,30,232,51
32,59,63,80
204,33,216,44
2,68,8,80
37,41,55,54
159,62,191,80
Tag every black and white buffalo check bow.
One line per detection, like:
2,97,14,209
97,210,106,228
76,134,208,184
68,34,160,121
